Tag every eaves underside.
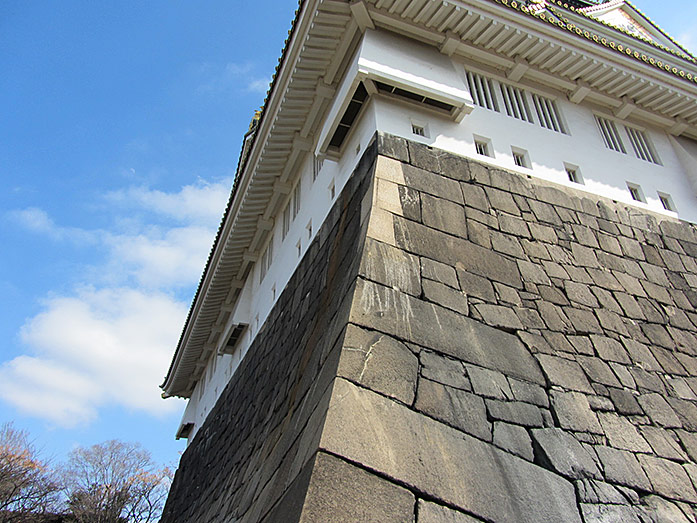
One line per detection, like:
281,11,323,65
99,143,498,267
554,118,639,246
163,0,697,398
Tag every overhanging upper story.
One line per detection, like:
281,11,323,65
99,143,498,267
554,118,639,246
161,0,697,413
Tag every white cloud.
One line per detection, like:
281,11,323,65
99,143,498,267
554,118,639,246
10,207,55,234
8,208,94,243
105,225,215,288
2,179,229,427
246,77,271,94
0,288,187,427
196,62,270,96
107,179,230,225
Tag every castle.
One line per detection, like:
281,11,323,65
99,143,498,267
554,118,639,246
160,0,697,520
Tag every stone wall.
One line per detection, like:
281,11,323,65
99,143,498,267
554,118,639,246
163,133,697,521
159,138,377,523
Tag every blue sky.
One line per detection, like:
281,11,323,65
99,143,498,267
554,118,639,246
0,0,695,470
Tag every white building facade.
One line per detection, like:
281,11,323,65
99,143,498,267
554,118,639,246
161,0,697,442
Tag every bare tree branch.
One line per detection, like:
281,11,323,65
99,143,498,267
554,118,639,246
62,440,170,523
0,422,61,522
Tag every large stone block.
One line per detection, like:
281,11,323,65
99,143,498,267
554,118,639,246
321,379,582,523
531,428,602,480
338,324,418,405
418,500,483,522
393,214,523,288
350,279,544,385
415,378,491,441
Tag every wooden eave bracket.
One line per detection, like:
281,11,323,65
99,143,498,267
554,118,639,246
569,82,591,104
670,120,689,136
350,1,374,33
615,97,636,119
257,216,274,231
507,57,530,82
440,31,460,57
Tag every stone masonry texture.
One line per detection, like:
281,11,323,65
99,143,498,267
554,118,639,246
162,133,697,522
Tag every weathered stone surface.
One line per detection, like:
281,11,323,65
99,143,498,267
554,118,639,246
639,495,692,523
420,350,470,390
597,412,652,453
377,132,409,162
161,146,377,523
638,454,697,502
578,356,622,388
608,388,643,415
509,378,549,407
493,422,534,460
486,399,544,427
338,324,418,405
322,379,582,523
422,257,459,288
460,183,489,212
551,391,603,434
467,365,514,400
537,354,594,393
640,426,688,461
415,379,491,441
575,479,628,504
376,177,422,221
591,336,631,365
418,500,483,523
456,268,495,301
393,215,523,288
359,237,421,297
350,279,545,385
637,393,682,428
421,192,467,238
423,279,469,315
594,446,652,491
532,428,602,479
296,452,415,522
579,504,641,523
377,155,463,204
165,138,697,521
472,303,523,330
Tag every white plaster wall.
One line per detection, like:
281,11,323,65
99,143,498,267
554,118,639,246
373,81,697,223
182,104,379,441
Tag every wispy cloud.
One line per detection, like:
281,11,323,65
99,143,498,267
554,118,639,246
8,208,95,244
106,179,230,225
196,62,270,96
1,179,231,427
246,77,271,94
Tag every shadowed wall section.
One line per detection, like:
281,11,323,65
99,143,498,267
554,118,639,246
160,139,378,523
164,133,697,522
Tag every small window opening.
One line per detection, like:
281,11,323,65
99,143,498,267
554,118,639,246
329,179,336,200
627,182,645,203
474,137,492,157
412,123,426,137
312,156,324,181
564,163,583,184
511,148,529,168
292,181,301,219
296,240,302,259
658,192,675,212
282,202,291,239
307,220,313,240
